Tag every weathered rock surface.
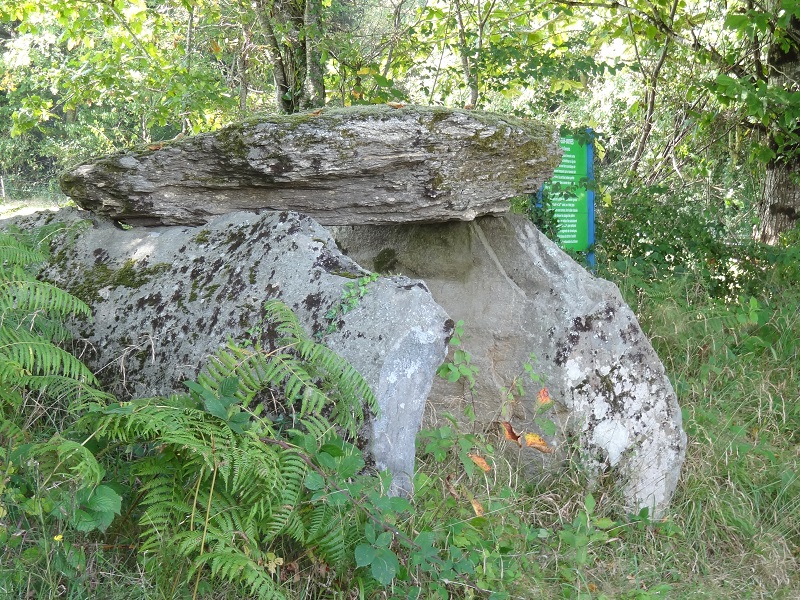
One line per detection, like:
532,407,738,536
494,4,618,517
331,215,687,517
59,106,561,227
8,208,452,495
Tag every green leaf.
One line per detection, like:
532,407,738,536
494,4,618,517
85,485,122,514
218,376,239,398
370,549,399,585
184,380,218,405
202,395,229,420
584,493,596,515
723,13,750,32
537,418,557,437
336,454,365,479
355,543,376,568
72,508,102,532
319,442,345,457
316,452,337,470
363,523,376,544
304,471,326,491
227,411,251,433
593,517,616,530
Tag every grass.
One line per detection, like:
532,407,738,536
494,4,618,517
600,272,800,599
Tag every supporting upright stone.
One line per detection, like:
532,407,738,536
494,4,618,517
331,215,687,517
7,208,452,495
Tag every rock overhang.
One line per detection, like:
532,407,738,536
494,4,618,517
59,105,562,227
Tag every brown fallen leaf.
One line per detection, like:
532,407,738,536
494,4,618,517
524,433,554,454
444,473,460,499
500,421,522,446
386,101,405,109
470,498,485,517
537,387,553,407
468,453,491,472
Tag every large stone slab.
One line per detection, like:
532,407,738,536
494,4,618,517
59,106,561,227
8,208,452,495
331,215,687,517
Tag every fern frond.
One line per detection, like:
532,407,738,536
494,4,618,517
18,435,104,489
69,299,380,597
197,300,377,441
0,234,47,267
315,516,349,566
15,375,114,410
301,503,351,567
262,298,307,340
0,333,98,384
262,449,307,541
193,550,286,600
0,268,92,319
0,413,24,446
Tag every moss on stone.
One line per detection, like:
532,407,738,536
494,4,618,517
193,229,212,244
69,260,171,304
373,248,398,273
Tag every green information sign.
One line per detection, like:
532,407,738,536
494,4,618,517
544,133,595,253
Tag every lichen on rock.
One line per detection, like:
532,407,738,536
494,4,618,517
59,105,562,227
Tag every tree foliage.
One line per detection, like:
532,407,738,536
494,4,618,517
2,0,800,230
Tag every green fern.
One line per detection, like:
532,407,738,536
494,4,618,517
76,300,380,598
0,229,112,410
1,225,386,598
198,298,377,437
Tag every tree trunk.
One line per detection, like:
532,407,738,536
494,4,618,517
757,158,800,244
453,0,479,107
254,0,326,113
238,46,249,115
303,0,325,107
755,16,800,243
